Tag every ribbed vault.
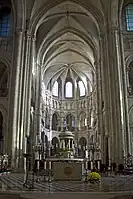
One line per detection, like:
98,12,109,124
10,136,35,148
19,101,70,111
35,1,101,93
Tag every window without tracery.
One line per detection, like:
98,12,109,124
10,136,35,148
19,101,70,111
52,81,58,97
78,80,85,97
65,81,73,98
125,4,133,31
0,7,11,36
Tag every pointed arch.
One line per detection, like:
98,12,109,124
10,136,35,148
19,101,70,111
78,80,86,97
65,81,73,98
45,108,50,129
51,137,59,156
66,113,75,131
52,112,58,131
79,112,86,130
52,80,58,97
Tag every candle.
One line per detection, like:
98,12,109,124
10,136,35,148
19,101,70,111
37,161,40,170
98,161,100,170
35,135,38,145
49,161,51,169
85,161,88,170
63,141,65,149
60,141,62,149
91,161,93,170
85,150,88,158
24,158,26,172
44,161,46,170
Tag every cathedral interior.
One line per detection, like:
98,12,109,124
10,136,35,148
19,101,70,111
0,0,133,171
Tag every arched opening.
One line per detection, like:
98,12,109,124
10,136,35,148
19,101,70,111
79,137,87,158
66,113,75,131
78,80,86,97
45,108,50,129
79,112,86,130
52,81,58,97
33,0,100,163
65,81,73,98
51,137,59,156
52,113,58,131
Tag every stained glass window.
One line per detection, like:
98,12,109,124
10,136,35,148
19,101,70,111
0,7,11,36
125,4,133,31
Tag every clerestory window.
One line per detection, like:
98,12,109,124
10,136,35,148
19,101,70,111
78,80,85,97
65,81,73,98
125,4,133,31
52,81,58,97
0,7,11,36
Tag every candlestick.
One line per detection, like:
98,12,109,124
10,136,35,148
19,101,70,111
63,140,65,149
98,161,100,170
49,161,51,169
44,161,46,170
24,158,26,172
60,141,62,149
37,161,40,170
85,150,88,158
91,161,93,170
85,161,88,170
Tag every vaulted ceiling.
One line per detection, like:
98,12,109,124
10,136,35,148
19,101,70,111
13,0,122,92
34,1,102,91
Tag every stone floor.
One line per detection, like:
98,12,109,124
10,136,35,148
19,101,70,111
0,173,133,193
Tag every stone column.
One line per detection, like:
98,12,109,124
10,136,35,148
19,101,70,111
101,26,129,164
7,30,24,168
34,64,42,142
100,31,115,164
109,27,130,162
24,35,36,137
17,32,34,170
95,39,105,164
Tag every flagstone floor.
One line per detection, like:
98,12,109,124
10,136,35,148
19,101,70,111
0,173,133,193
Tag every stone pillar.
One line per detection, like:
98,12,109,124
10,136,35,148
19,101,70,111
34,64,42,142
99,33,111,164
10,31,36,170
18,32,35,170
7,30,24,168
101,26,129,164
108,27,130,162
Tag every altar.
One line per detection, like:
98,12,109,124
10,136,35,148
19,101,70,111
47,158,84,181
